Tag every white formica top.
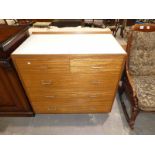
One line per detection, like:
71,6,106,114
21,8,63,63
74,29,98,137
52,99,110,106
12,34,126,55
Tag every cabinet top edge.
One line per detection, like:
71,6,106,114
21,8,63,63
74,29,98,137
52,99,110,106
12,34,127,55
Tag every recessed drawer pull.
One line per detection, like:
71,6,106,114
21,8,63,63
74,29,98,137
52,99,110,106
89,95,98,98
89,107,96,110
48,106,56,111
41,80,52,85
91,66,103,69
39,66,48,70
70,93,78,96
45,95,55,98
92,81,102,84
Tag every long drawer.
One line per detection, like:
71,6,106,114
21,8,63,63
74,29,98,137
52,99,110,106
26,90,114,113
21,72,119,92
31,95,113,104
28,90,113,101
32,104,112,114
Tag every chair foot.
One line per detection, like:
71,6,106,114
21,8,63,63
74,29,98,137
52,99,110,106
119,86,140,129
129,107,139,129
129,122,134,129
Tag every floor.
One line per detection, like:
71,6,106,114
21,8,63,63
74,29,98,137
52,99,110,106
0,94,154,135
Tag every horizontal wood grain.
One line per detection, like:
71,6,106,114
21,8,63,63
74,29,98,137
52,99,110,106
70,55,123,71
19,72,119,90
12,54,126,113
70,58,123,67
28,89,113,99
32,105,112,114
13,55,70,73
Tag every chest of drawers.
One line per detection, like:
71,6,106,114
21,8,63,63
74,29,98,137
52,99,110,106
12,34,126,113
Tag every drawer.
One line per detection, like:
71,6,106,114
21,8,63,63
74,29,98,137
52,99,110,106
70,66,121,73
70,56,123,73
19,65,69,73
13,55,69,63
29,91,113,103
28,91,114,114
21,73,119,91
26,84,117,95
31,104,112,113
70,58,123,67
13,55,70,73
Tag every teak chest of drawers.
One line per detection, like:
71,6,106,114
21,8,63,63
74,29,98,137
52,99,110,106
12,34,126,114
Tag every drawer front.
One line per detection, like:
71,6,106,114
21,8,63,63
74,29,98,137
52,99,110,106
70,66,120,73
32,104,112,113
27,90,114,113
28,91,113,102
14,56,70,73
22,73,119,92
30,92,113,113
70,56,123,73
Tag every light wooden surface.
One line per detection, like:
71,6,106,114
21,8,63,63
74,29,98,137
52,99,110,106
12,34,126,114
28,27,112,35
12,54,126,113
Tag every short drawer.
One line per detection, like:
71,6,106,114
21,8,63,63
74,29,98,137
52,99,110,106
13,55,70,73
70,56,123,73
70,66,121,73
70,58,123,67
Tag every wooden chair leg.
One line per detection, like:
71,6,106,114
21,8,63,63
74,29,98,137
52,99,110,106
120,97,139,129
119,84,140,129
118,85,131,126
129,107,139,129
120,27,124,38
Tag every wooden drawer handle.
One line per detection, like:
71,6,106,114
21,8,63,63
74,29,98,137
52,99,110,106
91,66,103,69
41,80,52,85
45,95,55,98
